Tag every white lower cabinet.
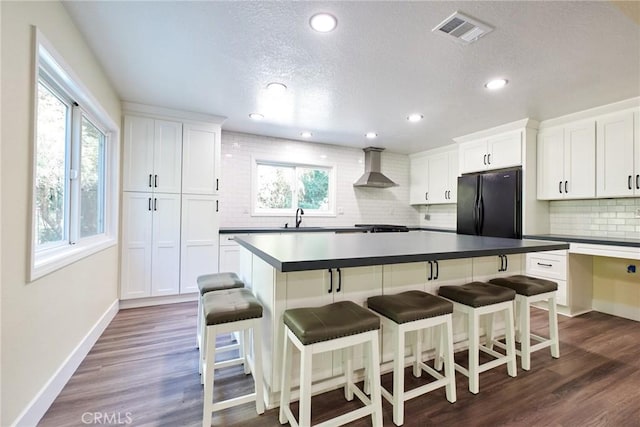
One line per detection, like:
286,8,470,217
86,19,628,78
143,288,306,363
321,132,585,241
218,234,247,275
179,195,219,294
471,254,523,282
525,250,567,306
120,192,181,299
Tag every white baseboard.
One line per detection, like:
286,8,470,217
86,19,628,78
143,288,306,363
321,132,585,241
119,293,198,309
11,299,119,427
592,299,640,322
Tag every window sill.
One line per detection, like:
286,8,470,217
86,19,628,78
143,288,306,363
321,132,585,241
251,211,337,218
30,236,117,282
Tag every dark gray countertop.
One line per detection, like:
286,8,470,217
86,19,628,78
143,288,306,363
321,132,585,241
524,234,640,248
235,231,569,272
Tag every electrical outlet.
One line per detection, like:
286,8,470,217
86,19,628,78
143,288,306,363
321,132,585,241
424,214,431,220
337,207,344,215
635,208,640,218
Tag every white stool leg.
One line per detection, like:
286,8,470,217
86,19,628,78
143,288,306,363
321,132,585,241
392,323,405,426
279,329,293,425
443,317,457,403
514,300,521,343
243,328,251,375
299,345,313,427
413,329,422,377
368,332,384,427
484,312,495,350
519,296,531,371
202,325,216,427
549,295,560,358
200,316,208,384
468,310,480,394
434,324,443,371
344,346,354,401
197,296,202,348
505,304,518,377
252,320,265,414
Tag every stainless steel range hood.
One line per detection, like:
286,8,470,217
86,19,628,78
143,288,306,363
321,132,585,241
353,147,398,188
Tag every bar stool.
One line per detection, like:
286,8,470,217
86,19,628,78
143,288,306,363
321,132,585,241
197,273,245,375
279,301,383,427
367,291,456,426
202,288,264,427
489,275,560,370
438,282,517,394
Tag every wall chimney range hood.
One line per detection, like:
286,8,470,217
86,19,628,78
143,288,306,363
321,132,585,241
353,147,398,188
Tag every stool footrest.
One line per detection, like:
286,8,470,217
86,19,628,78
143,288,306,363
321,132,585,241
211,392,257,413
315,405,374,427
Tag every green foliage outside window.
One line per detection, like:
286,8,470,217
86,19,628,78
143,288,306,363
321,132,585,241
256,163,331,212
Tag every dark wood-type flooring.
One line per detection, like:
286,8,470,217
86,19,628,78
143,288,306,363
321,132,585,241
40,302,640,427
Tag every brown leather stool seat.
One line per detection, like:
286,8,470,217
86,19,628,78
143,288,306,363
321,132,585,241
203,288,263,326
438,281,516,307
368,290,453,324
197,272,244,295
489,275,558,296
283,301,380,345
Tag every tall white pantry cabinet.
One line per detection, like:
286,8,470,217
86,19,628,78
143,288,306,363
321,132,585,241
120,104,225,300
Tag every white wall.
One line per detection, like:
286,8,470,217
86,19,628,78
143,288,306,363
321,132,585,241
549,198,640,238
417,204,457,229
1,2,121,425
219,131,420,227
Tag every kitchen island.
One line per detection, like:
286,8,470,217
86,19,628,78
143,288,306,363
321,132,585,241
235,231,569,407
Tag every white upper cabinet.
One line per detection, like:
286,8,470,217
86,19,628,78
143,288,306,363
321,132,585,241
182,123,221,195
409,147,458,205
122,115,182,193
537,120,596,200
459,130,522,174
596,110,637,197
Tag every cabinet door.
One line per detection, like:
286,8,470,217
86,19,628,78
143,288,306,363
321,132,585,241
153,120,183,194
122,116,154,192
537,127,565,200
488,130,522,170
151,193,181,296
564,120,596,199
182,123,220,195
459,139,488,174
596,111,635,197
180,195,219,294
409,155,429,204
427,153,449,204
120,192,153,299
447,150,459,202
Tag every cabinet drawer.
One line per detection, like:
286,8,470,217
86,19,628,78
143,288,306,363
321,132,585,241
526,252,566,281
219,233,247,246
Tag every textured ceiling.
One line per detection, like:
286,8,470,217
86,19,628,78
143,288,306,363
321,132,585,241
62,1,640,154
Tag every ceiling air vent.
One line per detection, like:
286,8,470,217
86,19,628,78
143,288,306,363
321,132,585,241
432,11,493,45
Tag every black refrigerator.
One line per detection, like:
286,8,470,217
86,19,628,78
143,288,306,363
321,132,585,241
456,168,522,239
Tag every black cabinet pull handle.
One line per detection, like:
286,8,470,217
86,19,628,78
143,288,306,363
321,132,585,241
153,198,157,211
216,200,219,212
336,268,342,292
559,181,563,194
148,198,152,211
498,255,504,272
434,260,439,280
487,153,491,164
427,261,433,280
216,178,219,192
483,154,487,165
154,175,158,188
426,192,428,200
148,174,152,188
537,262,553,267
328,269,333,293
504,255,508,271
637,174,640,190
629,175,633,190
564,181,568,193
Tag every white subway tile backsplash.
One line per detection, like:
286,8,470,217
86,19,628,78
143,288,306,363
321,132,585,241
219,131,421,227
549,198,640,239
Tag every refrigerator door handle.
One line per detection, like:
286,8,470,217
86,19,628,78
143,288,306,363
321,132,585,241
477,197,484,235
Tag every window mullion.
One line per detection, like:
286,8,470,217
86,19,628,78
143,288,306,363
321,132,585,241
69,104,82,244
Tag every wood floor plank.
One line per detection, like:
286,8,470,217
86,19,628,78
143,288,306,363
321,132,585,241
39,303,640,427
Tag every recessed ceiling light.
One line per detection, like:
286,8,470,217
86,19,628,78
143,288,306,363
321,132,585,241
266,82,287,93
365,132,378,139
300,131,313,138
485,79,508,90
407,113,424,122
249,113,264,120
310,13,337,33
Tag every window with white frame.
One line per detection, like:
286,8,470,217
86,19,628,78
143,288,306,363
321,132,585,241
31,30,118,280
253,160,335,216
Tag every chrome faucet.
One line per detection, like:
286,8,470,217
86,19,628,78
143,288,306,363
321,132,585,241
295,208,304,228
